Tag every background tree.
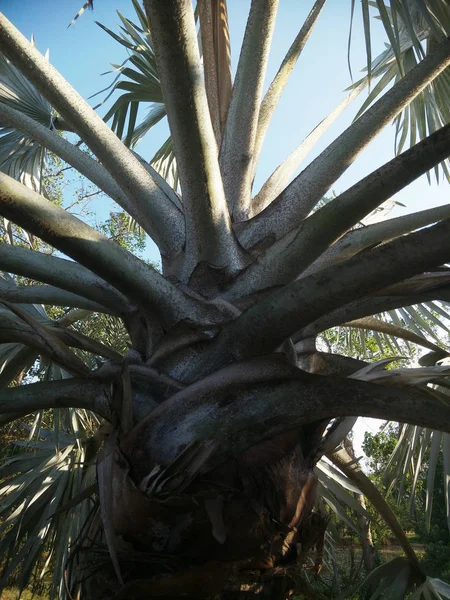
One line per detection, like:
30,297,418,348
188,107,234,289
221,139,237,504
364,423,450,582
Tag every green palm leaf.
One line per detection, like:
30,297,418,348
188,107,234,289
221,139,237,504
354,0,450,181
0,51,52,192
0,436,97,597
93,1,166,149
92,0,183,185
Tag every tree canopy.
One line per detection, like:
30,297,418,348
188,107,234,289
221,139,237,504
0,1,450,598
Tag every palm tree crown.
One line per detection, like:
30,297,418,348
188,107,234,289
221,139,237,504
0,1,450,598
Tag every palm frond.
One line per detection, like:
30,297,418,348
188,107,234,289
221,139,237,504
316,459,371,531
0,52,53,192
353,0,450,181
411,577,450,599
341,557,450,599
337,556,421,599
0,434,97,598
149,135,178,190
325,297,450,363
93,0,166,150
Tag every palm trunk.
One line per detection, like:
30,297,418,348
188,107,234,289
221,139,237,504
61,338,444,597
76,419,326,599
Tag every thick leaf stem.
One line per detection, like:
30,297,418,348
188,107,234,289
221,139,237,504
227,123,450,299
250,82,366,218
126,357,450,468
252,0,328,175
202,218,450,374
0,174,216,327
0,13,184,256
301,202,450,278
143,0,245,278
220,0,279,221
297,291,450,342
0,102,167,237
328,447,423,574
0,284,112,313
0,378,110,419
0,243,130,313
342,316,445,354
242,35,450,248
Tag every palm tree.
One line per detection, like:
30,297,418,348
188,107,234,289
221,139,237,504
1,1,450,598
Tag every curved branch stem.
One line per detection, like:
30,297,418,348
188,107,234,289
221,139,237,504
0,102,165,238
242,35,450,248
0,243,129,313
0,378,110,419
0,174,216,327
297,291,450,341
226,124,450,299
125,357,450,470
249,82,366,221
0,284,112,313
51,327,122,361
0,306,92,377
301,202,450,279
0,14,184,256
342,316,445,354
252,0,328,178
143,0,244,277
202,219,450,375
328,446,423,575
219,0,279,221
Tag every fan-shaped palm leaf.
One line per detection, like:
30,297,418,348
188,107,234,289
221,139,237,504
353,0,450,181
92,1,165,147
91,1,182,202
0,435,97,597
0,276,125,596
0,51,53,192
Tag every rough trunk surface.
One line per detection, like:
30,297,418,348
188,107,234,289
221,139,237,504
75,394,328,599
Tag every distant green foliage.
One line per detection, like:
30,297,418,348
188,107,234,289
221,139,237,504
99,210,146,255
72,312,130,365
321,326,413,362
363,424,420,533
421,541,450,580
364,425,450,582
363,425,398,474
42,151,64,207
